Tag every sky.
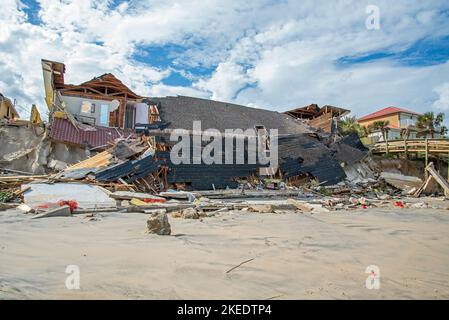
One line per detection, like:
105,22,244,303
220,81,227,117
0,0,448,123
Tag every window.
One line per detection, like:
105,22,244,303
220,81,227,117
400,113,417,127
99,104,109,126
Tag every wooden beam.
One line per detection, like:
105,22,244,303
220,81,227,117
426,162,449,197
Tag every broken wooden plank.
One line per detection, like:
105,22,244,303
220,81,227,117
426,162,449,197
125,203,195,213
0,175,48,181
413,175,433,197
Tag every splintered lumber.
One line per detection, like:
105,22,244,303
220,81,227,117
425,162,449,196
413,175,433,197
64,150,113,171
118,178,136,191
0,175,48,181
13,186,30,197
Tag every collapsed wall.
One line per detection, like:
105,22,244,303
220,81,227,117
0,125,49,174
0,125,88,174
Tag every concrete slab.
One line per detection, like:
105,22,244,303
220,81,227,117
22,182,116,209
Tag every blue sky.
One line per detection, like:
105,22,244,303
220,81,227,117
1,0,448,121
337,35,449,67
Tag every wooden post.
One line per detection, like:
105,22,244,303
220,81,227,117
385,133,389,156
425,138,429,179
404,138,408,159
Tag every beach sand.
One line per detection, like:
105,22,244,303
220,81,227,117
1,207,449,299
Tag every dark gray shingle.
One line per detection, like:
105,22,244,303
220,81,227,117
145,96,310,135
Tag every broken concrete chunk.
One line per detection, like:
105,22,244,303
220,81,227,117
380,172,423,192
17,203,35,214
287,199,314,212
377,194,392,200
31,205,71,219
121,200,130,207
248,204,274,213
287,199,330,213
308,204,330,213
181,207,199,219
47,159,67,171
170,211,182,218
410,202,430,209
146,212,171,235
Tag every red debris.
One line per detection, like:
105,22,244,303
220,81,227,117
143,198,166,203
394,201,405,208
58,200,78,213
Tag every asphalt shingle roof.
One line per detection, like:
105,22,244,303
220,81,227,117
145,96,311,135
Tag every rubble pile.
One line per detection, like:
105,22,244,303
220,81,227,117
1,126,448,225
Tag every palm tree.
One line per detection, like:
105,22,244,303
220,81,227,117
435,112,444,127
400,126,413,140
338,116,366,137
416,112,445,138
369,120,390,142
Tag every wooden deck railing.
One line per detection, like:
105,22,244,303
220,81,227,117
372,138,449,154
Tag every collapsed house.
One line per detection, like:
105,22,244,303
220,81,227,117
37,59,367,191
144,96,350,189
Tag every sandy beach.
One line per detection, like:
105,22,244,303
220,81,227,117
1,207,449,299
